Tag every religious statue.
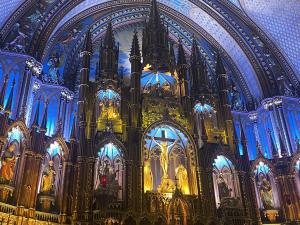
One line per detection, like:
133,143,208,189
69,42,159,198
217,175,231,201
175,165,190,195
0,143,18,183
258,175,274,210
152,136,177,179
99,100,119,121
144,157,153,192
40,160,56,194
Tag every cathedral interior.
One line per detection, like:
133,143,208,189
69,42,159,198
0,0,299,224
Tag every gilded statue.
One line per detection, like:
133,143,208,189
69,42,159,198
41,160,56,193
152,137,177,178
259,175,274,210
99,101,119,121
144,157,153,192
175,165,190,195
0,143,18,182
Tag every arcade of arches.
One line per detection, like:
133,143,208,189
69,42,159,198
0,0,299,225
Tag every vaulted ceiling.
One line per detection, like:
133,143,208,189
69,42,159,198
1,0,299,108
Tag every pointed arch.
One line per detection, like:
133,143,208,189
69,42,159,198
44,136,70,160
212,155,241,208
4,120,30,147
141,119,198,195
167,195,189,225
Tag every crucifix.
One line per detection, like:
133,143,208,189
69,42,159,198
148,129,178,179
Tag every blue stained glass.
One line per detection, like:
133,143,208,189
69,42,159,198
0,64,3,83
47,141,62,157
254,161,270,175
98,143,121,160
287,111,300,151
145,124,188,151
246,124,256,160
3,66,20,117
7,126,24,143
213,155,234,171
296,159,300,172
141,71,176,88
46,100,58,136
194,103,214,113
98,89,120,101
234,123,243,155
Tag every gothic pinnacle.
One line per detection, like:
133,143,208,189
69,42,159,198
4,77,16,114
216,51,226,75
104,19,115,49
70,114,77,141
82,28,93,54
130,30,141,59
0,74,9,110
32,98,41,129
177,39,187,66
40,100,49,132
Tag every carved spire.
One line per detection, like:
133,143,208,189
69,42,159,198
268,129,278,158
4,78,15,114
99,20,119,80
0,74,9,110
103,19,115,49
142,0,170,70
32,98,41,129
177,39,187,67
70,114,77,141
216,51,226,76
150,0,160,24
40,100,49,132
82,28,93,54
169,41,176,73
190,37,209,97
130,30,141,59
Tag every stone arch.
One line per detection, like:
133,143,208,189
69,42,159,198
44,136,70,160
211,155,241,208
4,120,30,147
251,159,281,210
94,137,127,207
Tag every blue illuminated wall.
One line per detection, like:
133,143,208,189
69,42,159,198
233,97,300,160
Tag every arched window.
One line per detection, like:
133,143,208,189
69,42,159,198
193,102,218,145
212,155,241,208
143,124,198,196
94,142,124,201
253,161,280,210
0,126,24,186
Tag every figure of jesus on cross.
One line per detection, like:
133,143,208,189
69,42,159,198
151,129,178,179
